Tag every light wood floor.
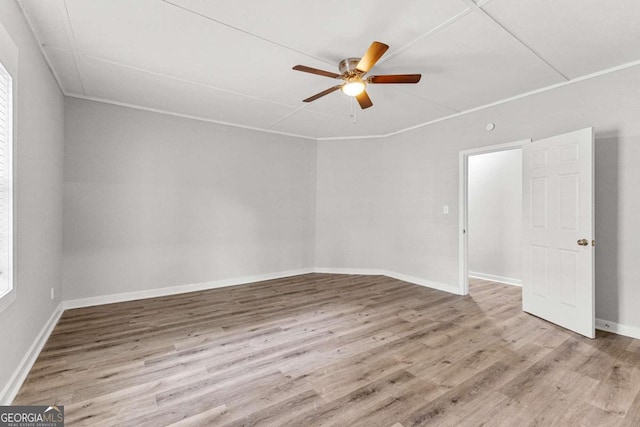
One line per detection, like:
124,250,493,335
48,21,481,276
14,274,640,426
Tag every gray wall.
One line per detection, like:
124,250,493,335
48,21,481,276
0,1,64,394
315,64,640,329
3,0,640,397
468,150,522,283
63,98,317,300
315,138,387,270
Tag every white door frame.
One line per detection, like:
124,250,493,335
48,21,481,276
458,139,531,295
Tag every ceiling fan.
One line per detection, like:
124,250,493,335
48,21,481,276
293,41,421,110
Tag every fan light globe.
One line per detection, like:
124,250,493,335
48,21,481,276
341,80,365,97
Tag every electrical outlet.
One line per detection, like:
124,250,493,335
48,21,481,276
50,288,55,300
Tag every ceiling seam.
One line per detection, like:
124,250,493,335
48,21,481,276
80,54,301,109
265,106,310,129
158,0,474,117
77,53,350,121
25,1,638,140
377,8,473,66
395,88,462,113
317,58,640,141
461,0,570,82
14,0,68,96
62,58,640,141
161,0,335,67
60,0,87,95
42,45,461,129
475,0,497,7
266,104,355,130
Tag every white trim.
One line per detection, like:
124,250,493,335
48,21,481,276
14,0,640,143
0,60,14,313
0,290,16,314
459,151,468,295
75,53,350,120
468,271,522,287
316,133,387,142
458,139,529,295
59,0,87,94
0,302,64,404
317,59,640,141
313,267,384,276
66,94,317,141
461,0,568,81
385,270,462,295
458,139,529,156
63,268,315,309
314,268,461,295
596,318,640,340
161,0,335,67
378,8,472,66
14,0,67,97
2,272,638,404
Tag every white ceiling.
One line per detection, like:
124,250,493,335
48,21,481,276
17,0,640,139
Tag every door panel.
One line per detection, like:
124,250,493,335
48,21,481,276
557,249,578,307
531,177,548,228
558,174,579,230
531,245,549,297
522,127,594,338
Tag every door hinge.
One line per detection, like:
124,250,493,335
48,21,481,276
592,240,595,247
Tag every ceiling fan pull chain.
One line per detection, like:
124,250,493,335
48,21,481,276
350,98,357,124
354,101,357,124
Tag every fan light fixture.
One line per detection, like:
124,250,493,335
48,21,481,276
341,78,365,97
293,41,422,109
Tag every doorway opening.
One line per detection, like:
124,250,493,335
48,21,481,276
468,149,522,287
458,129,594,337
458,139,530,295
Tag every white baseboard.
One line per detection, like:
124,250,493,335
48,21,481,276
469,271,522,287
2,269,314,402
0,302,64,405
596,318,640,340
314,268,461,295
63,268,315,310
4,270,638,406
314,267,385,276
384,270,462,295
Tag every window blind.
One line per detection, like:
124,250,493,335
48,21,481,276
0,65,10,293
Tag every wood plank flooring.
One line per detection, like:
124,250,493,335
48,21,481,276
14,274,640,426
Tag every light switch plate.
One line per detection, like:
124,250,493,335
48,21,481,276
443,205,449,215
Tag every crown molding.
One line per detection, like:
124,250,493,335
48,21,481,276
66,93,317,141
17,0,640,142
317,59,640,141
69,57,640,142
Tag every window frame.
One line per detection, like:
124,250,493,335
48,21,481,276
0,60,15,314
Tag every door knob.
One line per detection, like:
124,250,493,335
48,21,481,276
577,239,589,246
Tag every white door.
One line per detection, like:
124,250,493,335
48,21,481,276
522,128,595,338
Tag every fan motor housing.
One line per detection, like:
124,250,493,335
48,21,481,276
338,57,361,74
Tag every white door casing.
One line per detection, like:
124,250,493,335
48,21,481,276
458,139,530,295
522,127,595,338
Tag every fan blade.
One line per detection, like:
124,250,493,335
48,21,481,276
356,41,389,73
368,74,422,84
293,65,341,79
356,90,373,109
303,85,342,103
